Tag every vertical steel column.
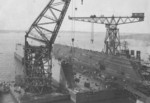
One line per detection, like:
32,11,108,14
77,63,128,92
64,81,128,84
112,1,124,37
104,25,120,55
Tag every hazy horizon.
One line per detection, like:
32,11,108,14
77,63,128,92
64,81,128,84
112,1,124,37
0,0,149,33
0,29,150,35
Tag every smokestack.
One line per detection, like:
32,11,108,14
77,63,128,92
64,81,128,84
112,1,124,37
131,50,134,57
136,51,141,60
126,49,130,58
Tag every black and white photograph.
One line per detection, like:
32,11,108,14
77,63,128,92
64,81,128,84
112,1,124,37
0,0,149,103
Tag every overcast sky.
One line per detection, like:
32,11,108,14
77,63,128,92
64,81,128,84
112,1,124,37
0,0,149,33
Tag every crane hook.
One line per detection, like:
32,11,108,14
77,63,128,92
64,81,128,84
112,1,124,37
81,0,83,5
91,39,94,44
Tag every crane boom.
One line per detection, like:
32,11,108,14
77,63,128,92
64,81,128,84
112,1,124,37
26,0,71,46
69,13,144,25
24,0,71,94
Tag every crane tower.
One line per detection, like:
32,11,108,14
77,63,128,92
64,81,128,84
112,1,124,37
24,0,71,94
69,13,144,55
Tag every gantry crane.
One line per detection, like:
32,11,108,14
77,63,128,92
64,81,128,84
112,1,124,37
24,0,71,93
69,13,144,55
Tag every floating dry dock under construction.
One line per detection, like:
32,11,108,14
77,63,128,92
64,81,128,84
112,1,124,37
14,44,131,103
11,0,150,103
13,43,150,103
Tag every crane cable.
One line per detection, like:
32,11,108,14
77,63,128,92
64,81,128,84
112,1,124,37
70,0,76,58
71,0,75,45
90,20,95,52
91,22,94,44
89,22,95,65
71,0,83,47
71,0,83,56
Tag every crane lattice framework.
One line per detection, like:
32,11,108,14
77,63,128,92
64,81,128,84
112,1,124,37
24,0,71,94
69,13,144,55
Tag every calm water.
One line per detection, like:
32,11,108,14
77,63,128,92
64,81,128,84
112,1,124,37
0,31,24,103
0,31,150,103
